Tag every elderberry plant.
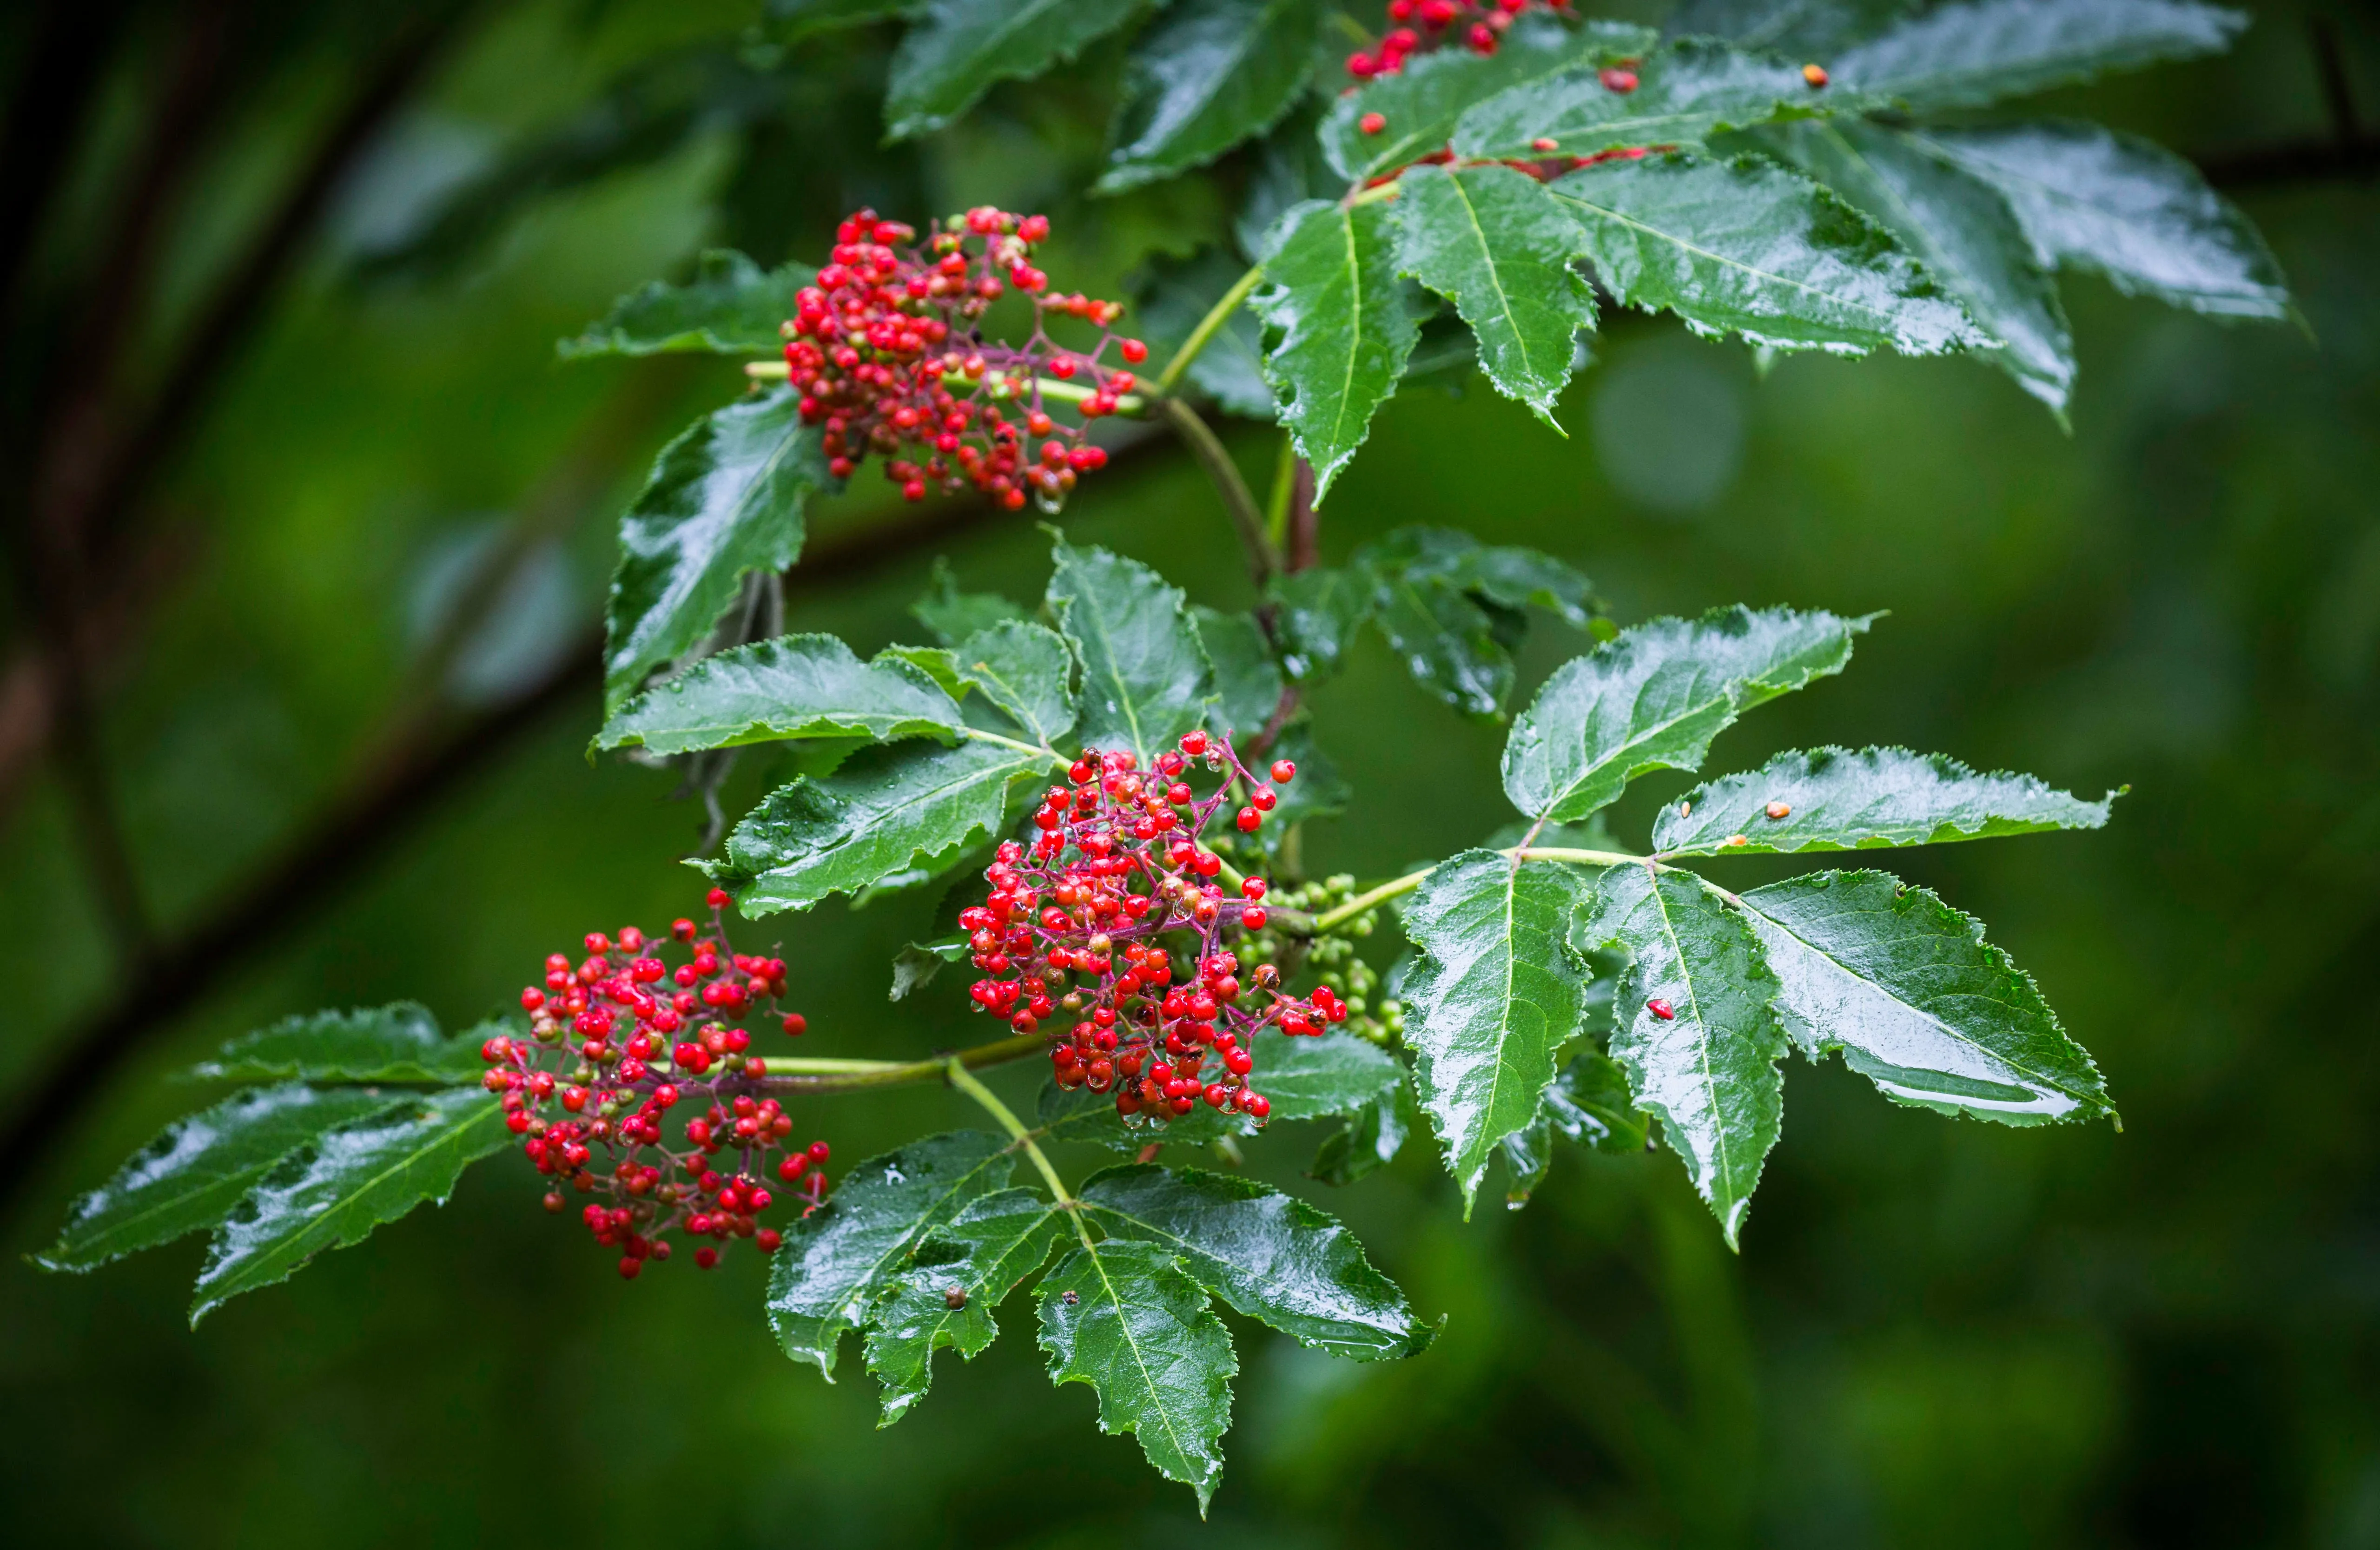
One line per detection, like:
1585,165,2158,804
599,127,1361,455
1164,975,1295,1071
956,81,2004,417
40,0,2293,1509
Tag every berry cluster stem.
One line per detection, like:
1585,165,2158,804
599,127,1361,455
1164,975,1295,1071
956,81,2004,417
944,1057,1091,1246
754,1033,1045,1095
744,359,1147,417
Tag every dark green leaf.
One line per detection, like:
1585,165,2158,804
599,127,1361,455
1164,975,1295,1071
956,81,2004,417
1548,155,1990,356
1833,0,2247,110
597,634,965,755
709,737,1055,915
1741,869,2116,1123
1402,849,1599,1210
1454,37,1859,162
862,1188,1066,1422
1192,607,1285,741
189,1089,512,1323
1915,119,2290,320
912,556,1028,646
1249,198,1421,501
1035,1238,1237,1507
1322,14,1658,180
1502,605,1871,823
889,935,970,1000
1394,163,1596,425
767,1130,1017,1376
36,1086,405,1273
1046,540,1212,764
1265,565,1374,683
1037,1029,1400,1149
1579,866,1787,1247
1307,1087,1406,1185
1100,0,1326,194
1261,717,1350,830
950,619,1079,748
187,1003,481,1085
1549,1050,1651,1153
1446,541,1596,627
1664,0,1918,57
885,0,1149,140
1134,247,1276,419
605,386,831,714
1080,1164,1429,1358
1365,562,1511,718
1654,745,2116,855
760,0,921,44
558,250,813,358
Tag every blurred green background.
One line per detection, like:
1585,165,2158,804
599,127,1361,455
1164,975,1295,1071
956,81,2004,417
4,1,2376,1544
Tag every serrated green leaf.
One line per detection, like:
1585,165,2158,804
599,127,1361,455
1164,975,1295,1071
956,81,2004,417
885,0,1148,140
1365,560,1511,718
1192,607,1285,740
863,1188,1066,1423
911,556,1029,647
1448,542,1597,627
189,1088,511,1324
597,634,966,755
1402,849,1599,1211
1134,247,1276,419
1664,0,1918,57
1502,605,1871,823
759,0,921,44
1250,198,1421,501
1395,163,1596,425
950,619,1078,748
767,1130,1017,1376
1036,1238,1236,1507
1046,541,1212,764
1037,1029,1400,1149
1322,14,1659,179
1454,36,1859,162
36,1086,406,1273
605,386,830,714
889,935,970,1000
1308,1086,1406,1185
1580,866,1787,1247
1774,117,2074,409
1265,565,1373,683
187,1003,482,1084
710,737,1055,915
1915,119,2289,320
1740,869,2115,1123
1080,1164,1429,1359
1550,1050,1651,1153
1833,0,2246,110
1100,0,1325,194
1655,745,2116,856
559,250,813,358
1549,155,1990,356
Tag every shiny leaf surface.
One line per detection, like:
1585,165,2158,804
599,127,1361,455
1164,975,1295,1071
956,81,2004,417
1833,0,2246,110
188,1003,482,1084
1265,565,1374,683
862,1188,1067,1422
1655,745,2116,855
1250,198,1420,501
885,0,1148,140
949,619,1078,748
558,250,815,357
1455,37,1857,162
597,634,965,754
1100,0,1325,193
1046,540,1211,764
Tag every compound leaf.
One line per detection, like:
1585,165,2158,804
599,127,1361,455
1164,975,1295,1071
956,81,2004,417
863,1188,1067,1422
1047,541,1212,763
1080,1163,1430,1359
886,0,1148,140
1454,36,1859,162
597,634,966,755
1740,869,2116,1123
188,1088,511,1324
1833,0,2247,111
1250,198,1420,502
950,619,1079,748
188,1003,482,1085
1655,745,2116,855
1100,0,1326,193
559,250,814,357
1503,605,1870,823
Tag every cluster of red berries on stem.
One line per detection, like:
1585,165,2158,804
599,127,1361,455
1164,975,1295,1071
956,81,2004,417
961,728,1351,1127
1346,0,1571,78
489,889,832,1280
785,207,1146,512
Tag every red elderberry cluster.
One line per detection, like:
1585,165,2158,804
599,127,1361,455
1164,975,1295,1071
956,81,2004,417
489,889,832,1280
960,729,1350,1127
787,207,1147,513
1346,0,1571,78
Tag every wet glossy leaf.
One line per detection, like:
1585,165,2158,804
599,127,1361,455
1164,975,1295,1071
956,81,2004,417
1265,565,1374,683
1100,0,1325,193
1916,119,2290,319
1046,541,1212,764
911,556,1027,646
1741,869,2116,1123
1402,849,1599,1211
1446,539,1596,627
886,0,1148,140
709,737,1055,914
888,935,969,1000
187,1003,482,1085
597,634,965,755
37,1085,405,1273
1774,117,2074,409
559,250,814,357
1192,607,1285,740
949,619,1079,748
863,1188,1066,1422
1250,198,1420,501
1664,0,1919,57
189,1089,512,1323
1454,37,1861,162
605,386,831,713
1580,866,1787,1247
1308,1087,1406,1185
1833,0,2246,110
1655,745,2116,855
1395,163,1596,425
768,1130,1018,1376
1037,1029,1400,1149
1080,1163,1430,1358
1502,605,1871,823
1549,1050,1651,1153
1361,535,1513,717
1036,1238,1236,1508
1548,155,1990,356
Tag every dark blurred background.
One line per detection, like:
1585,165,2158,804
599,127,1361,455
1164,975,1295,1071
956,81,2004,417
2,0,2375,1544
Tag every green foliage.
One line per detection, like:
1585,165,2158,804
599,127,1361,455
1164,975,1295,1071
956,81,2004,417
910,557,1028,646
886,0,1149,140
949,619,1081,748
1249,198,1420,501
1038,1029,1401,1149
186,1003,485,1084
1355,526,1599,716
1831,0,2247,110
1454,37,1864,162
1192,606,1286,740
1653,745,2116,855
1134,248,1277,418
1046,540,1212,764
597,634,967,755
863,1188,1067,1421
1100,0,1326,193
559,250,816,358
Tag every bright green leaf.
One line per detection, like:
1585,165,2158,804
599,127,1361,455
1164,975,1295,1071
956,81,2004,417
1046,541,1212,764
886,0,1149,141
1192,607,1285,740
1833,0,2247,110
187,1003,482,1085
1655,745,2116,855
863,1188,1066,1423
1307,1087,1406,1185
558,250,813,357
1454,37,1862,162
1100,0,1325,193
950,619,1079,748
1249,198,1421,501
597,634,966,755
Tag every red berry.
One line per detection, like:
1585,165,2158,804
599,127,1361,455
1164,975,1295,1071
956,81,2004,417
618,1257,641,1280
1360,111,1388,135
1647,997,1676,1021
1241,907,1268,930
695,1247,719,1269
1236,807,1261,832
782,1012,807,1036
1802,62,1829,88
1270,760,1296,783
707,887,731,908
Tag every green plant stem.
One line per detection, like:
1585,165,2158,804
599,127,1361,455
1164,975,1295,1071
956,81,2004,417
1158,397,1278,582
1264,432,1297,554
754,1034,1041,1095
945,1057,1095,1247
1154,262,1264,393
741,360,1146,416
